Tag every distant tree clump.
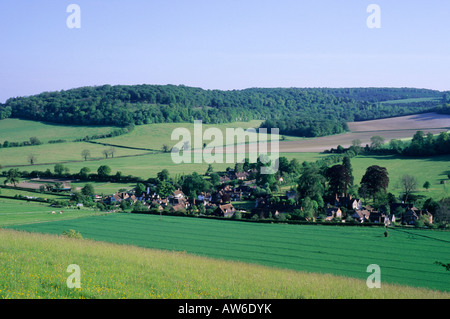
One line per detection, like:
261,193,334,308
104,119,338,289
97,165,111,177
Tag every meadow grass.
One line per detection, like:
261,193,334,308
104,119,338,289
1,150,327,181
1,228,448,299
9,213,450,292
0,141,150,167
94,120,302,150
350,154,450,200
0,186,71,200
0,118,119,143
0,198,104,227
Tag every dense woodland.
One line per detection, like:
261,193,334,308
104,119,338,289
0,85,447,137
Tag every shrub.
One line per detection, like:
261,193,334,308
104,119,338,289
62,229,83,239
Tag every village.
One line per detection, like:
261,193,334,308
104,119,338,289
98,167,433,227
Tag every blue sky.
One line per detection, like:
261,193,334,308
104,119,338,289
1,0,449,102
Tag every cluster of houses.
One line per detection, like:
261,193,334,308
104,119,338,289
326,194,433,225
95,168,433,226
102,187,241,218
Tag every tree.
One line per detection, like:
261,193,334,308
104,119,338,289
102,149,109,159
399,174,417,203
326,164,351,196
360,165,389,200
81,184,95,196
370,136,385,149
181,172,211,197
205,164,214,176
28,154,37,165
97,165,111,177
135,183,146,197
79,167,91,179
277,156,290,174
352,139,362,148
299,196,318,221
157,169,170,182
81,149,91,161
209,173,221,188
434,198,450,225
54,163,65,175
4,168,20,187
297,165,325,208
108,147,116,158
423,181,431,191
423,198,439,214
342,156,354,187
157,181,175,198
162,144,170,153
29,137,41,145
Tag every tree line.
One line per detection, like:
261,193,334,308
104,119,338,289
1,85,446,138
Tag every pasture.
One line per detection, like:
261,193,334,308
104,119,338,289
350,154,450,201
0,118,119,144
0,141,150,167
1,229,448,299
8,213,450,292
0,197,103,227
2,151,327,181
94,120,300,151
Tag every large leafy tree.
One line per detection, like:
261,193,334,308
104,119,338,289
156,181,175,198
297,165,326,208
97,165,112,177
326,164,352,196
181,172,211,197
360,165,389,200
4,168,20,187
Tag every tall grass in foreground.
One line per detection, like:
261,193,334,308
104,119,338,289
0,229,448,299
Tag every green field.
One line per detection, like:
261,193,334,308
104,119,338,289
94,120,302,150
0,118,119,144
2,119,447,202
2,229,448,299
0,186,71,200
350,154,450,200
0,198,104,227
0,141,150,167
8,213,450,292
2,151,327,181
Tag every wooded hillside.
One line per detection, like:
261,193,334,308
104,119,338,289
1,85,446,137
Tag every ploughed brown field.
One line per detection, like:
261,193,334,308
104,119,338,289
281,112,450,153
197,112,450,154
273,112,449,153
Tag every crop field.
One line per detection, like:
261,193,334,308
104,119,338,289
8,213,450,292
0,118,119,144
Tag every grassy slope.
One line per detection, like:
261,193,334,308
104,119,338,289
0,118,118,143
1,151,327,180
350,154,450,200
1,228,448,299
0,198,105,227
9,213,450,292
95,120,302,150
0,141,150,167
